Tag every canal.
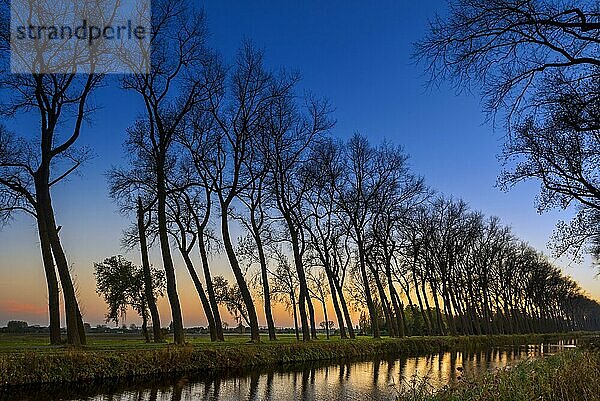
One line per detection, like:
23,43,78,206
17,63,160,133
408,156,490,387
2,340,577,401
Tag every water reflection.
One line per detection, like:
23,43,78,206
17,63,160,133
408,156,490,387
1,340,577,401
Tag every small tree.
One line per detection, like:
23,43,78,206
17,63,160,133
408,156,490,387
320,321,335,330
213,275,249,333
94,256,165,342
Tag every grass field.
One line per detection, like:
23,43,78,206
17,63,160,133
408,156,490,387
0,332,356,353
0,332,297,351
0,331,590,350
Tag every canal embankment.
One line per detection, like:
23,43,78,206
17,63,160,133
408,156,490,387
0,333,592,386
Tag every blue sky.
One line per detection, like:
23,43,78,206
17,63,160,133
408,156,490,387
0,0,596,327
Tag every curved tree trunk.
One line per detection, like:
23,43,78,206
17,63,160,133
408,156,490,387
325,265,347,338
220,202,260,342
288,225,311,341
334,279,355,338
141,304,150,343
412,269,431,335
378,282,396,336
370,263,395,337
321,299,330,339
357,238,380,338
291,291,300,341
307,293,318,339
246,182,276,341
431,285,446,336
387,274,405,337
256,235,277,340
157,165,185,345
137,199,163,343
192,192,224,342
36,214,61,345
198,237,224,341
421,280,436,335
180,251,217,341
47,215,85,346
35,174,85,346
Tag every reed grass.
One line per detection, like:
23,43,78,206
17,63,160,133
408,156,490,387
397,349,600,401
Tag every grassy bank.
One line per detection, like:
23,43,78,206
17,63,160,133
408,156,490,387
398,349,600,401
0,332,590,386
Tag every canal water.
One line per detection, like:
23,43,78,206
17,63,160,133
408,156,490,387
2,340,577,401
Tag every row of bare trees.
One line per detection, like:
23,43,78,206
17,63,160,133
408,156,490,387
355,197,600,336
416,0,600,266
409,0,600,335
107,0,600,340
1,0,599,347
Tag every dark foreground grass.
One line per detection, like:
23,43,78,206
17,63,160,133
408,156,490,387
397,349,600,401
0,332,591,386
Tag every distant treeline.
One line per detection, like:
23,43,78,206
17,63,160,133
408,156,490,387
0,321,328,336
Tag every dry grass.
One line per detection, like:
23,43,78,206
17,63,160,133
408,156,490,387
397,349,600,401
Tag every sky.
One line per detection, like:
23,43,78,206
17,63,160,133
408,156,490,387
0,0,598,328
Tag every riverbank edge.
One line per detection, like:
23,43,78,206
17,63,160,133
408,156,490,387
397,348,600,401
0,333,588,386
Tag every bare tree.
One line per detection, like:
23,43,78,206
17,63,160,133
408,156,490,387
121,0,209,344
500,74,600,261
197,43,295,342
416,0,600,262
416,0,599,120
307,269,331,339
269,247,301,341
262,83,334,341
0,126,62,344
177,111,225,341
0,69,100,346
335,134,412,338
136,197,164,342
301,138,354,338
108,123,165,343
166,186,218,341
236,159,277,340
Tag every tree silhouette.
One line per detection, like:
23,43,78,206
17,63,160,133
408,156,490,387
0,68,101,346
121,0,209,344
94,256,165,342
416,0,600,262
